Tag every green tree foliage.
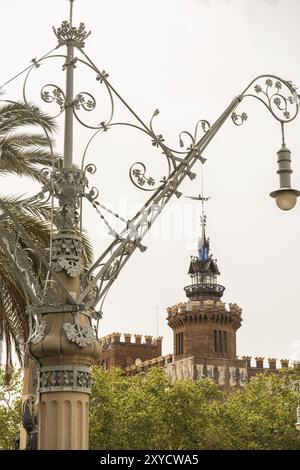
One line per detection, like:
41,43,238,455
0,368,22,449
211,369,300,450
90,367,220,450
90,367,300,450
1,366,300,449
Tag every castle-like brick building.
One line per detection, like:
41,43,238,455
99,333,162,370
98,199,299,387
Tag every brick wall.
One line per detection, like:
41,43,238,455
98,333,163,370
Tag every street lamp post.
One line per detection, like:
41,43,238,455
1,0,300,450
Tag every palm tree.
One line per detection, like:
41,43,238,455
0,101,92,375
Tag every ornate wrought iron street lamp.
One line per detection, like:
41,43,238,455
1,0,300,449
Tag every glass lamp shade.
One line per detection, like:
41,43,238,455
275,190,297,211
270,188,300,211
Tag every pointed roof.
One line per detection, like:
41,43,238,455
188,256,220,276
184,194,225,300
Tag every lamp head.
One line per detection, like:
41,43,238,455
270,144,300,210
270,188,300,211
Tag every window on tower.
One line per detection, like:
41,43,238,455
213,330,228,354
176,332,184,356
223,331,227,353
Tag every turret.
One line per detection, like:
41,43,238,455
167,194,242,362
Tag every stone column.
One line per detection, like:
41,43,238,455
29,274,100,450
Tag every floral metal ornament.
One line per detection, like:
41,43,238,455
46,168,89,277
63,318,96,347
29,317,47,345
231,75,299,126
41,84,66,115
52,234,85,277
53,21,91,48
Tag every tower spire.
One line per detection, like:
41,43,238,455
198,195,210,261
184,192,224,300
185,193,211,261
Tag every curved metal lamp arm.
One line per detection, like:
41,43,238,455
234,74,299,125
78,74,299,308
77,95,242,306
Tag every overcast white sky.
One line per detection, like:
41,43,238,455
1,0,300,365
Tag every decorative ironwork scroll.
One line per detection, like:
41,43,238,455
231,75,299,126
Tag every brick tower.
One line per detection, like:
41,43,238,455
167,196,243,376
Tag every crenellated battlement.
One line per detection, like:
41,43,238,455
125,354,173,376
123,354,300,384
100,333,163,348
240,356,296,371
167,299,242,332
98,332,163,370
167,299,242,317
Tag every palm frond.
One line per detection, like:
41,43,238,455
81,230,93,265
0,257,29,368
0,133,55,148
0,130,60,182
0,151,55,183
0,194,51,220
0,101,57,134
